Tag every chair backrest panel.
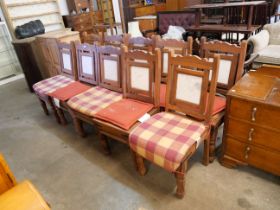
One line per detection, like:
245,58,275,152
104,34,129,47
128,36,155,52
200,37,247,94
166,53,220,123
122,47,161,106
98,45,123,93
155,36,193,82
57,42,77,80
76,43,99,85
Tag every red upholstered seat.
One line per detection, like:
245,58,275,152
160,84,226,115
48,81,91,102
129,112,206,172
67,86,123,117
33,75,74,100
95,99,154,130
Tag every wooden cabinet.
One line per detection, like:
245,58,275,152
221,71,280,176
35,30,80,78
63,12,98,42
66,0,93,13
12,38,42,92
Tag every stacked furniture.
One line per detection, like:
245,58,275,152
63,0,100,42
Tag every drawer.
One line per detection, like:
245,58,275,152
247,143,280,176
72,15,92,24
139,19,157,31
224,137,247,162
229,98,280,130
227,119,280,152
224,137,280,176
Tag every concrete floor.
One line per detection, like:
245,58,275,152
0,79,279,210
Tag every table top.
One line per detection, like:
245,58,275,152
188,24,261,33
188,1,266,9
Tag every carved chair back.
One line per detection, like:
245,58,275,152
103,34,129,47
128,36,155,52
57,41,77,80
122,46,161,106
165,52,220,123
82,32,103,44
97,45,123,93
75,42,99,85
200,37,247,95
155,35,193,82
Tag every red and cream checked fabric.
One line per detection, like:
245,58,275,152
67,86,123,117
129,112,206,172
33,75,74,99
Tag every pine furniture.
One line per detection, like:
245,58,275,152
129,52,221,198
33,41,77,124
92,47,161,153
66,44,124,137
0,154,50,210
220,71,280,176
200,37,247,162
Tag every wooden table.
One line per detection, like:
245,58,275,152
186,1,267,41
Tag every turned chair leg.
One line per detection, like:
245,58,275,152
68,109,86,137
175,160,187,199
57,108,67,125
134,153,147,176
203,136,210,166
99,133,111,155
39,99,49,116
209,126,219,163
48,98,61,124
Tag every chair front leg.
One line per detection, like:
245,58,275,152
203,135,210,166
134,153,147,176
68,109,86,137
38,99,49,116
209,126,219,163
99,133,111,155
175,160,187,199
48,97,61,124
57,108,67,125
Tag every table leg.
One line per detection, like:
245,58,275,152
247,5,254,30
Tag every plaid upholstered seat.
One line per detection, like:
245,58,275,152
67,86,123,117
33,75,74,99
129,112,206,172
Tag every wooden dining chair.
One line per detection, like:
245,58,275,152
103,33,130,47
154,35,194,108
127,36,155,52
32,41,77,124
129,52,220,198
93,47,161,154
82,32,104,44
47,42,98,125
200,37,247,162
67,44,124,137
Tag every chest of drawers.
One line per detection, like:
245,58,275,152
221,71,280,176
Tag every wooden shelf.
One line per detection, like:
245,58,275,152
11,11,60,20
6,0,56,7
44,21,63,26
